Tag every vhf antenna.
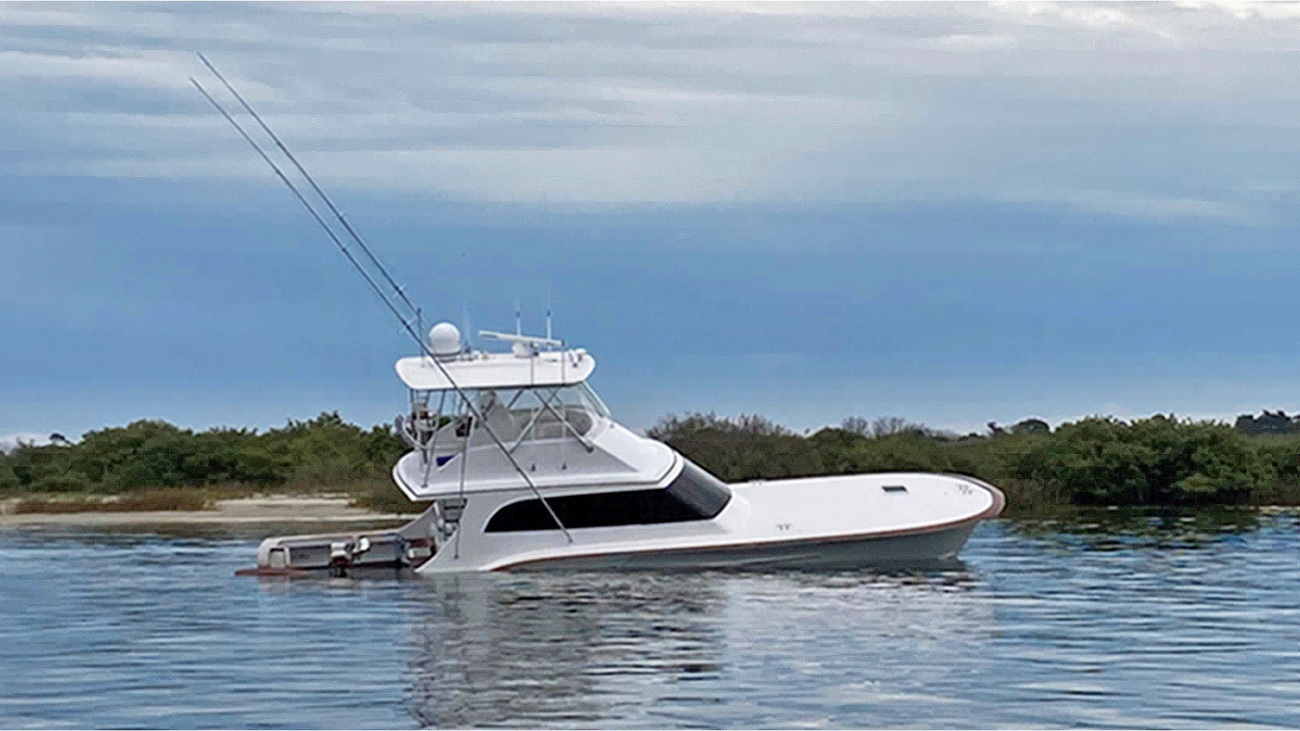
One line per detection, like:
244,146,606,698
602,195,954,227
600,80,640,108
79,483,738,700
190,55,572,542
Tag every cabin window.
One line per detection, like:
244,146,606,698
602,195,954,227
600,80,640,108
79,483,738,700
463,384,606,444
485,459,732,532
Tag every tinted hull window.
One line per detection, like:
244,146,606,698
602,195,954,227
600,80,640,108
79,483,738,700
486,459,732,532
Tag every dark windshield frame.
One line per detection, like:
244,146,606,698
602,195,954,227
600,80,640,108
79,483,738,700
484,459,732,532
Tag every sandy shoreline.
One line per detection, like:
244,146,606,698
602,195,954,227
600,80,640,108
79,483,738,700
0,496,420,527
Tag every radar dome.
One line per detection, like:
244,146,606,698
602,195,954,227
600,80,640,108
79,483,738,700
429,322,462,358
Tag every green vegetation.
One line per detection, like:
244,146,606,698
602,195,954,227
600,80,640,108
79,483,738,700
7,409,1300,516
650,412,1300,515
0,412,416,513
14,488,212,514
346,477,431,514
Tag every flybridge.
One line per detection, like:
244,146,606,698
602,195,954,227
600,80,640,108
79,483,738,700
396,330,595,391
392,321,619,499
400,321,594,390
396,348,594,391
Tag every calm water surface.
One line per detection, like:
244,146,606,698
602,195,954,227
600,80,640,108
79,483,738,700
3,510,1299,729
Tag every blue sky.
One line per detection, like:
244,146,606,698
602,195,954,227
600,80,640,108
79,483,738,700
5,2,1300,448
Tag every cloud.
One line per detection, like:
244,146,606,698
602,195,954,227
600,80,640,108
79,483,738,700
1,2,1299,215
989,188,1259,222
0,432,50,453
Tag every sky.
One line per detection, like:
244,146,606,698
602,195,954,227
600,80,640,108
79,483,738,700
5,1,1300,449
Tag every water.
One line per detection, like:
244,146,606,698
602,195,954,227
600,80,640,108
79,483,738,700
3,511,1299,729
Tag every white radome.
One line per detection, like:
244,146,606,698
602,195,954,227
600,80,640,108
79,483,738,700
429,322,461,358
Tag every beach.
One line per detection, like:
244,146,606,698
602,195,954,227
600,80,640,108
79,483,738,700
0,495,417,527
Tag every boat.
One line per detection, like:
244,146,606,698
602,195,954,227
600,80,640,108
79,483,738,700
186,58,1004,577
238,321,1004,576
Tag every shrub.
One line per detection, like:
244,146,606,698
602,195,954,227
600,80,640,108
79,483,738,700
1008,415,1265,505
348,478,429,514
15,488,210,513
0,464,19,491
648,413,821,481
30,473,92,493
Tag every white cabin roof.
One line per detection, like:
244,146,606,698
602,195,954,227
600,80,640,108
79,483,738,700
395,348,595,390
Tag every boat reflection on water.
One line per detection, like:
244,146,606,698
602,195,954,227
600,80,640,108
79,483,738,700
401,566,989,728
405,573,728,726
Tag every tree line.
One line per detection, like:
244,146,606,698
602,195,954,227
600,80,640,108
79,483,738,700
5,409,1300,510
648,411,1300,509
0,412,404,494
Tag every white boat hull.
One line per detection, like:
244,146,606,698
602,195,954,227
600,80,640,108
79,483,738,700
496,521,980,571
416,471,1005,573
241,467,1003,576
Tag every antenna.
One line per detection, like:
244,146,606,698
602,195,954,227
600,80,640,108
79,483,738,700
542,188,560,348
461,303,472,352
192,56,572,543
545,277,554,342
514,302,521,336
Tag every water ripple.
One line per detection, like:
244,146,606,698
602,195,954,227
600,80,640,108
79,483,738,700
2,511,1300,728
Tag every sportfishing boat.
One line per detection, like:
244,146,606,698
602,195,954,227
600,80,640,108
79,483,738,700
239,321,1004,576
187,57,1003,577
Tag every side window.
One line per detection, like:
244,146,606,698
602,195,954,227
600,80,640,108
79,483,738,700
485,460,732,532
666,460,731,518
485,497,563,532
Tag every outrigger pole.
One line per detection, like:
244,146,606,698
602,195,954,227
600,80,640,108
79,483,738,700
190,56,574,543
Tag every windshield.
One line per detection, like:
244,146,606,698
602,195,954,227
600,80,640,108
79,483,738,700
413,383,609,446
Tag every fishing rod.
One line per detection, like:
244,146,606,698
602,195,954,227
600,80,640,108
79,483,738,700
195,53,423,334
190,58,573,543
